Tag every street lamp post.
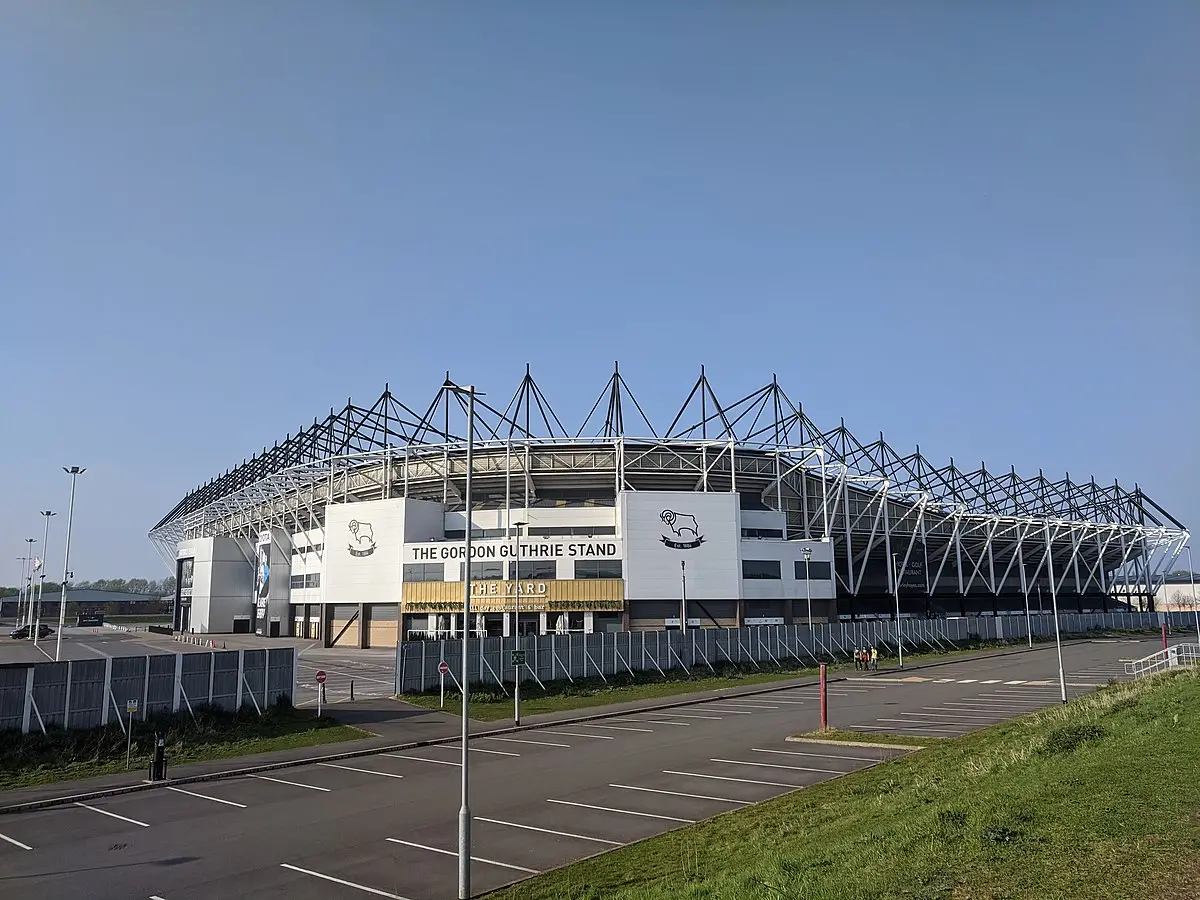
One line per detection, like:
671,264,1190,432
16,555,30,626
1186,545,1198,645
24,539,37,629
680,560,687,631
511,520,526,725
891,552,903,669
34,511,56,647
444,383,478,900
1044,523,1067,704
803,547,813,626
58,468,86,661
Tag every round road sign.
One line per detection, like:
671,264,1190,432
315,670,327,685
438,661,450,675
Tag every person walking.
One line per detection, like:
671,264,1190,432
870,646,879,672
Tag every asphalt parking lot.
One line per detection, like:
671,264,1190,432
0,637,1159,900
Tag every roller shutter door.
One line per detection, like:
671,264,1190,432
329,604,360,648
366,604,399,648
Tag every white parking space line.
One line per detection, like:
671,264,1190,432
382,754,460,767
0,830,33,851
709,703,778,710
702,707,754,715
980,680,1002,684
317,763,405,779
1004,680,1026,685
546,799,695,823
609,783,751,805
629,719,691,726
933,678,956,683
74,802,150,827
540,730,614,740
435,744,521,757
640,712,723,720
740,697,808,705
385,838,539,873
904,711,1001,720
663,770,797,789
873,719,971,731
578,723,654,733
249,774,330,792
481,736,571,748
150,895,168,899
280,863,412,899
750,748,881,763
166,787,247,808
475,817,624,845
711,758,842,774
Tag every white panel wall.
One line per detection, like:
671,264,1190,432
177,536,254,633
324,498,409,607
404,500,446,542
739,538,835,601
444,506,618,533
621,491,740,600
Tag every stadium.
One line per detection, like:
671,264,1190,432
149,365,1190,648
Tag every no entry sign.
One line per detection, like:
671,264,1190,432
315,670,327,685
438,661,450,675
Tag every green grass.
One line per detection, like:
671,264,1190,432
789,727,948,748
0,702,368,791
487,668,1200,900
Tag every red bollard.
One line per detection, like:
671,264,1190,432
1163,623,1168,650
819,663,828,731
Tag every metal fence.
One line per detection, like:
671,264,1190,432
396,612,1198,693
0,648,297,734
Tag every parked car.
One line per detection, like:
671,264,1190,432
8,624,54,640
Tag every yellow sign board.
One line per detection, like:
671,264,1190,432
403,579,624,613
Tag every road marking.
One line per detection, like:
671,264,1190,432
577,723,654,733
150,895,168,899
710,703,777,710
280,863,412,899
249,774,330,792
475,817,624,845
540,730,614,740
382,754,460,767
480,736,571,748
628,719,691,726
637,712,723,720
736,697,807,705
700,707,754,715
956,679,978,683
933,678,956,683
74,802,150,827
751,748,879,763
663,770,797,789
167,786,247,808
1004,680,1026,685
317,762,405,779
546,799,694,823
710,758,842,774
904,711,1000,720
385,838,539,873
609,783,751,805
0,830,32,851
873,719,970,731
433,744,521,756
980,679,1002,684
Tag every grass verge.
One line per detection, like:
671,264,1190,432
399,637,1037,721
0,700,368,791
487,667,1200,900
789,727,947,748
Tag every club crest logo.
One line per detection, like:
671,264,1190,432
660,509,704,550
348,519,377,558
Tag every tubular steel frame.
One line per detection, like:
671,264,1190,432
150,365,1188,611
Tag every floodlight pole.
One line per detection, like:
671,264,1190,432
1044,522,1067,704
803,547,813,626
892,552,903,668
34,511,55,646
58,467,86,662
448,383,478,900
1187,545,1198,645
24,539,36,628
680,560,687,631
511,520,526,725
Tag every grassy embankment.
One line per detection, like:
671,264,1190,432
488,667,1200,900
0,701,367,791
399,637,1048,721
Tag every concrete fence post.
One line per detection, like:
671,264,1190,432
173,653,183,713
141,656,150,721
236,650,245,709
22,667,34,734
64,661,73,728
101,656,113,726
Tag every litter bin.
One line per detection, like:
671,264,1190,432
149,733,167,781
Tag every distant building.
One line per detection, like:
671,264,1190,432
1113,572,1199,613
1,589,170,618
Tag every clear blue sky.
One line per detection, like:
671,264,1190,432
2,2,1196,581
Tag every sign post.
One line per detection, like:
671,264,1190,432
315,670,327,717
510,650,525,725
439,661,450,708
125,699,138,768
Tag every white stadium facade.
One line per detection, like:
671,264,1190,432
150,366,1189,648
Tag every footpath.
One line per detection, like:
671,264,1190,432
0,639,1090,814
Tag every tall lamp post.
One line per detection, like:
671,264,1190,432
24,539,37,628
891,552,903,669
510,520,526,724
58,467,86,661
34,511,56,646
680,560,687,630
16,555,30,626
445,382,478,900
1044,523,1067,704
803,547,813,626
1186,545,1198,645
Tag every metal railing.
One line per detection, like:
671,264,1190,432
1125,644,1200,679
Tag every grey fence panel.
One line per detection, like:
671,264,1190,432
211,651,241,712
267,648,295,704
0,666,27,730
180,653,212,711
68,659,108,729
241,649,267,710
146,654,177,717
109,655,147,722
31,662,69,728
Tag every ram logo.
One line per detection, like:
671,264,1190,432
659,509,705,550
348,519,377,558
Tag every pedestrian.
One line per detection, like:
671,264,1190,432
870,646,879,672
854,647,862,670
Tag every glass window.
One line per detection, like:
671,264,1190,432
305,573,321,588
289,574,305,589
460,561,504,580
403,563,444,582
510,560,557,580
574,559,623,579
794,560,833,580
741,528,784,539
742,560,782,580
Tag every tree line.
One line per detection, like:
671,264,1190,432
0,576,176,599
